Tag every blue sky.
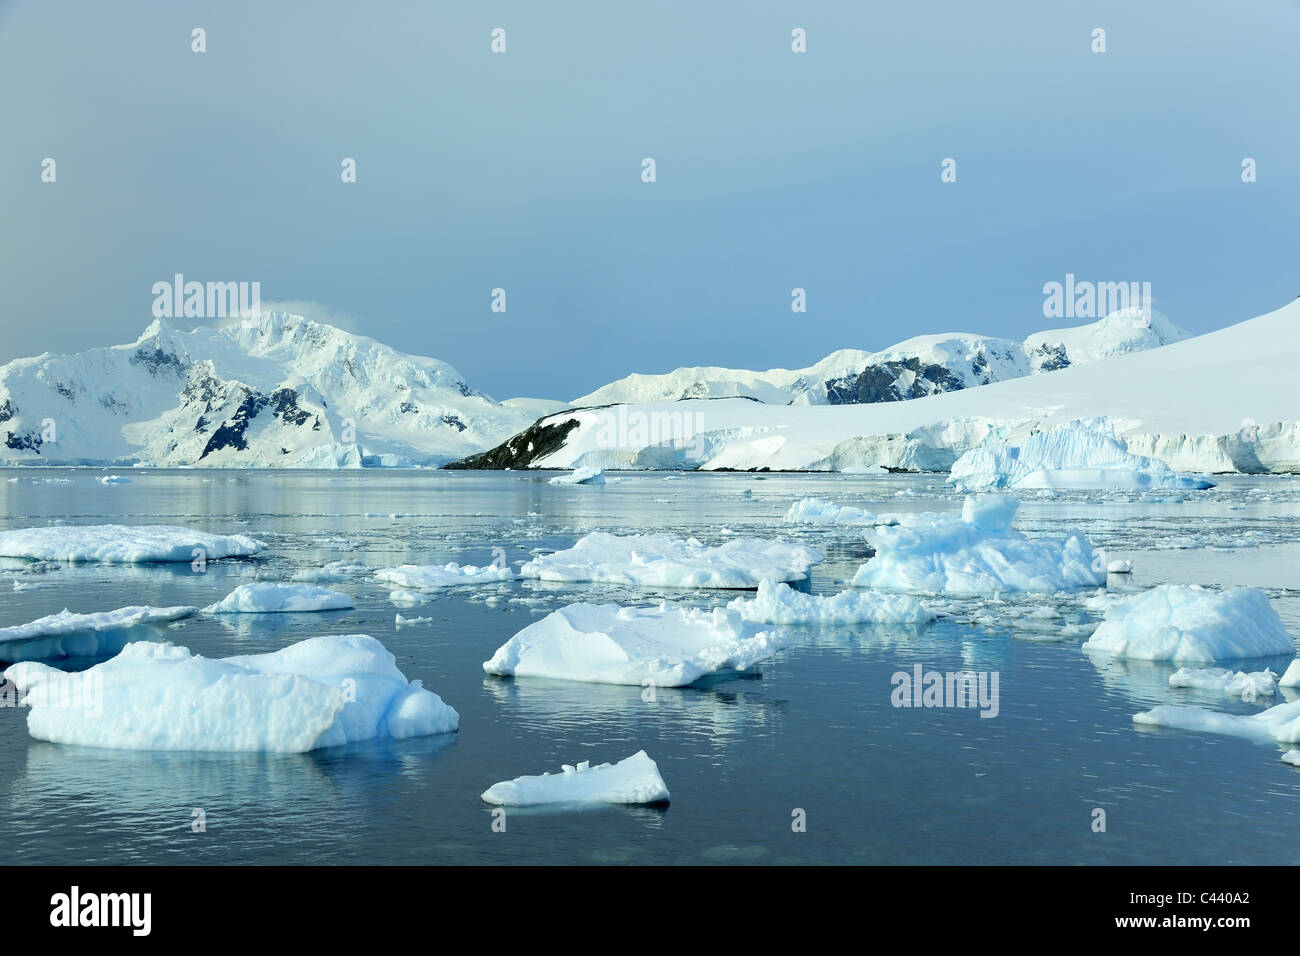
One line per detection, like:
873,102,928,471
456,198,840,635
1,0,1296,400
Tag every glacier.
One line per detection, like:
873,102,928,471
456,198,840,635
949,420,1215,491
851,494,1106,594
483,602,788,686
481,751,670,807
3,635,459,752
459,298,1300,475
1080,586,1295,663
204,582,354,613
0,606,197,663
519,532,823,589
0,524,266,563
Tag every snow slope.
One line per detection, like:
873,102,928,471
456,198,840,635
0,311,549,467
570,308,1189,407
490,299,1300,474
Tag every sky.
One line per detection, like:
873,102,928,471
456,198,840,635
1,0,1297,401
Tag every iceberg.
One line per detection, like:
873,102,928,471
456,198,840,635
481,751,670,807
1281,659,1300,688
204,582,354,613
374,562,516,591
2,634,459,752
483,602,788,686
727,580,934,625
1283,750,1300,767
1081,586,1295,662
949,420,1215,491
548,466,605,485
520,532,823,589
0,524,266,563
0,606,197,663
1168,667,1278,699
851,495,1105,594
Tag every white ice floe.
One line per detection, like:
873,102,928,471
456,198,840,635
374,562,516,591
0,606,197,663
520,532,823,589
1169,667,1278,699
0,524,266,563
481,751,669,806
97,475,131,484
548,466,605,485
1107,559,1134,574
1133,698,1300,745
1081,586,1295,662
727,580,934,625
1281,660,1300,688
949,420,1215,491
784,498,892,526
1283,750,1300,767
851,495,1104,594
204,582,354,613
2,634,458,752
483,602,787,686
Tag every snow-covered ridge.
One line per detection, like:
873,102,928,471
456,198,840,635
478,298,1300,475
0,311,550,467
570,308,1189,408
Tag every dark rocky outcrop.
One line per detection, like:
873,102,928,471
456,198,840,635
446,417,580,469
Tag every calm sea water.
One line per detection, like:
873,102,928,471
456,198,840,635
1,468,1298,865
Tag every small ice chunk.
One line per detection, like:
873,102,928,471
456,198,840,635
204,582,354,614
0,524,265,563
784,498,894,526
2,634,458,752
97,475,131,484
1133,698,1300,745
1283,750,1300,767
1107,559,1133,574
394,613,434,627
291,561,366,583
548,466,605,485
521,532,822,589
1280,659,1300,688
484,602,788,686
481,751,669,806
727,580,934,625
1169,667,1277,699
1082,586,1295,662
374,562,516,591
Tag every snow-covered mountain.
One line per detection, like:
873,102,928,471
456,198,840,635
453,299,1300,475
570,309,1190,407
0,312,550,467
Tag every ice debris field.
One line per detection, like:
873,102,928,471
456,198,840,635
0,451,1297,810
